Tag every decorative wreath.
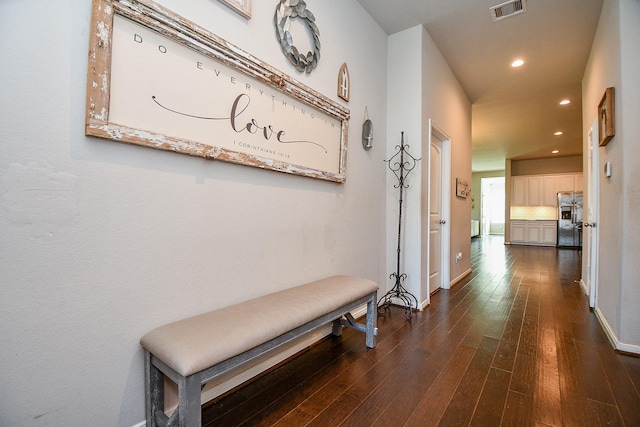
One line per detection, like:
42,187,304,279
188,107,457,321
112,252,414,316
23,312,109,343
274,0,321,73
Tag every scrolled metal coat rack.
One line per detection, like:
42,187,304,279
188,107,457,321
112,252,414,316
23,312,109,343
378,132,420,320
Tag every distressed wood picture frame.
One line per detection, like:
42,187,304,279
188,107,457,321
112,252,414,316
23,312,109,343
598,87,615,147
218,0,251,19
86,0,350,182
456,178,470,198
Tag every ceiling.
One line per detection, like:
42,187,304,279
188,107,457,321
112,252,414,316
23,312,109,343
356,0,603,172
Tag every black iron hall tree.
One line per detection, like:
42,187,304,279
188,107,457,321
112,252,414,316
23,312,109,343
378,132,420,320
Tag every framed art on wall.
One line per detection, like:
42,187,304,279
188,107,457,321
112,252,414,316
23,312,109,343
218,0,251,19
456,178,470,198
337,63,350,102
85,0,350,183
598,87,615,146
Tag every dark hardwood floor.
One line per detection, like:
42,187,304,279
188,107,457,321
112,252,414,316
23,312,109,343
202,236,640,426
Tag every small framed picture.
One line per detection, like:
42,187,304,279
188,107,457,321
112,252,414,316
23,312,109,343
456,178,470,198
218,0,251,19
337,63,350,102
598,87,615,146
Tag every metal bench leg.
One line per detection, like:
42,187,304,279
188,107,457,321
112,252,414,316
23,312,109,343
145,350,164,427
366,292,377,348
177,374,201,427
332,318,343,337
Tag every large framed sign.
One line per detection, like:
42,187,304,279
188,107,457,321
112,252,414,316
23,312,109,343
86,0,350,182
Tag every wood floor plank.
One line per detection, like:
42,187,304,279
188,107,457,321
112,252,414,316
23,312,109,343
501,391,534,427
492,284,529,372
436,336,499,426
532,326,562,427
584,398,625,427
369,293,500,427
573,339,616,405
595,343,640,426
338,347,433,425
482,276,520,340
469,367,511,426
269,317,415,426
404,344,476,427
200,237,640,427
305,393,361,427
556,325,592,427
368,365,440,427
621,355,640,394
510,351,536,396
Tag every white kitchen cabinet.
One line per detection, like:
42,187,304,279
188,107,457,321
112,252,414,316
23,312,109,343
573,174,583,192
527,176,542,206
556,174,575,192
526,221,541,242
541,222,557,244
512,173,583,207
510,220,557,246
542,176,557,206
510,221,527,242
512,177,528,206
556,173,583,193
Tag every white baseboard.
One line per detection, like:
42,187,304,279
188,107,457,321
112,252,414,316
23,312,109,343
594,306,617,348
594,306,640,355
450,268,472,287
615,341,640,355
579,278,588,295
416,268,472,310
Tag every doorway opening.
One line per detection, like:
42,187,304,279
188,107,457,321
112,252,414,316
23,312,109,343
481,177,505,236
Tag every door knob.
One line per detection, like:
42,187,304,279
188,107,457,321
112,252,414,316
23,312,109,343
439,220,446,224
584,222,596,228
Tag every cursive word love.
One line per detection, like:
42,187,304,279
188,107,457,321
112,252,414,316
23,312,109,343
152,94,327,153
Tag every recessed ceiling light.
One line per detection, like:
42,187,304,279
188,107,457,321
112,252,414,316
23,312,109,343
552,150,560,154
554,131,563,136
511,59,524,67
560,99,571,105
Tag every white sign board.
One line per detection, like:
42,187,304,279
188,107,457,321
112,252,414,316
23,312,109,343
86,0,349,182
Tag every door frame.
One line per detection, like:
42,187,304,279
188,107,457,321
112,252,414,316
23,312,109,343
584,120,600,308
422,120,451,307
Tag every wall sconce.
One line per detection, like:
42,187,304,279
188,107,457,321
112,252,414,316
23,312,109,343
362,107,373,150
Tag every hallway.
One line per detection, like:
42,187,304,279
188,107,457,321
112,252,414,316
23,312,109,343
203,237,640,426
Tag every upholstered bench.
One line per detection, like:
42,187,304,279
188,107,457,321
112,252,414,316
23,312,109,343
140,275,378,427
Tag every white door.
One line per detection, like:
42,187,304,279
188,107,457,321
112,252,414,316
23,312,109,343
429,140,443,294
584,122,600,308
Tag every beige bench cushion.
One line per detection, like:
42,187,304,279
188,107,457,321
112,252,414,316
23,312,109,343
140,275,378,376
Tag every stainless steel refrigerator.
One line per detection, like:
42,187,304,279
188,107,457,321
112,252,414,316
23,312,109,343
557,192,583,247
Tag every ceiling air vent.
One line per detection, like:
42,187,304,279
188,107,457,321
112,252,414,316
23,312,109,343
490,0,527,22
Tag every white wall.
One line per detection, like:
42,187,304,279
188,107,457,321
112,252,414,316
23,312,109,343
420,28,473,289
582,0,640,351
386,26,472,306
618,0,640,349
386,27,424,303
0,0,389,425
